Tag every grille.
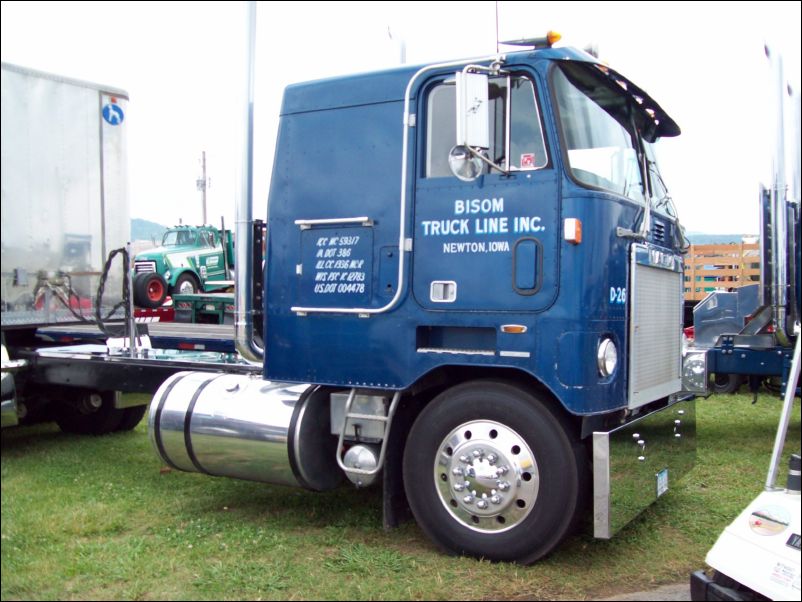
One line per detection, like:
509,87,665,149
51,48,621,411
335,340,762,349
629,246,683,408
134,261,157,273
651,221,666,244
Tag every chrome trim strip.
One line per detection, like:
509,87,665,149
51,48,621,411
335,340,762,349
416,347,495,356
294,216,372,229
499,350,531,358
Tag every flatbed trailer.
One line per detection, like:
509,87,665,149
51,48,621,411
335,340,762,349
18,344,258,396
172,292,235,325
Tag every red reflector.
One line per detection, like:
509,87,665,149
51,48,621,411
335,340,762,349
177,342,205,350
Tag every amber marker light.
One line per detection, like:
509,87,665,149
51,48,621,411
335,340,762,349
500,325,528,334
547,31,562,46
564,218,582,244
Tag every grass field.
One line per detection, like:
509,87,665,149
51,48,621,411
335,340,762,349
1,391,799,601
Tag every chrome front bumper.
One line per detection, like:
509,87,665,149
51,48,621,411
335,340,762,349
593,398,696,538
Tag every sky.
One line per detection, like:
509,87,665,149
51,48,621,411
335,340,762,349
1,1,800,235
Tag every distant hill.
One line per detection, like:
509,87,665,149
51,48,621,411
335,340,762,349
685,232,758,245
131,218,168,242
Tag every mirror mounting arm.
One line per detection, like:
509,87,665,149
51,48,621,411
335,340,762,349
467,145,509,175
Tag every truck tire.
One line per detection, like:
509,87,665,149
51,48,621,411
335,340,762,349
54,390,125,435
709,373,741,395
172,272,199,296
115,405,148,431
403,380,586,564
133,272,168,309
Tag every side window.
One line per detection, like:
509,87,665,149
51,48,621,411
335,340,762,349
426,85,456,178
509,78,548,170
425,75,548,178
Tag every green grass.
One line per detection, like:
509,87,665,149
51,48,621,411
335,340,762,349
1,392,799,600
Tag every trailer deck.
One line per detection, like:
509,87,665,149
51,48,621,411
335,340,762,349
36,322,236,353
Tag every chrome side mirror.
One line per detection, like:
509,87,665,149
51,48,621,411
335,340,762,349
448,145,484,182
455,71,489,149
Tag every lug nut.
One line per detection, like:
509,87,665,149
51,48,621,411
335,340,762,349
486,453,497,465
459,455,470,464
476,500,488,510
452,467,463,477
498,481,510,491
463,495,474,505
490,495,502,505
453,482,465,492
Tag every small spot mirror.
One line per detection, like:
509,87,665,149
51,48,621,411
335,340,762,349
448,145,483,182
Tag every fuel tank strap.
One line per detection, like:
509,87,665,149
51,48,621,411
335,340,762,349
152,372,190,470
184,373,227,475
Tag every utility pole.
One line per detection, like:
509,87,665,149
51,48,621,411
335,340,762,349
196,150,208,225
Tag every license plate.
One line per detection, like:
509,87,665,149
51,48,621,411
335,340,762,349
205,304,216,311
656,468,669,497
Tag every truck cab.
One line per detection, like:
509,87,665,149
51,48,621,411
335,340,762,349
150,39,695,564
132,225,234,308
265,45,684,414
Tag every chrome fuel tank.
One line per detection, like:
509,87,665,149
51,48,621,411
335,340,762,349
148,372,342,490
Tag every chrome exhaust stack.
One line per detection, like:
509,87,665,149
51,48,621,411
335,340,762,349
762,45,796,346
234,0,263,364
148,372,342,491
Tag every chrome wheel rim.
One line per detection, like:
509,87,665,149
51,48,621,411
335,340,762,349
433,420,539,533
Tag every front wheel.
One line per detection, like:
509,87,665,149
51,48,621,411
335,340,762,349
709,373,741,394
172,273,199,296
403,380,587,564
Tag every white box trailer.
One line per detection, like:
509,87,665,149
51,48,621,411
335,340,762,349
0,64,259,437
1,62,130,328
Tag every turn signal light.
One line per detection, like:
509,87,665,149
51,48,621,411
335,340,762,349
501,324,528,334
564,218,582,244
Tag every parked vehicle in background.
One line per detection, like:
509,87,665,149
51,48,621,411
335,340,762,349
1,62,148,433
131,224,234,308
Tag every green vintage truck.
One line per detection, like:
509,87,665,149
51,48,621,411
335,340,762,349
132,225,234,308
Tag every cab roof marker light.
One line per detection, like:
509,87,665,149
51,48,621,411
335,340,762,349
501,31,562,50
546,31,562,46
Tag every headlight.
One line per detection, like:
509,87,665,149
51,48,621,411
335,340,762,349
597,338,618,377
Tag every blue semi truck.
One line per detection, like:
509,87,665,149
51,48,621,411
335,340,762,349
148,30,700,564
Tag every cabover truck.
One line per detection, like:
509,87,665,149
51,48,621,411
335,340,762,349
689,46,800,601
132,224,235,309
149,27,696,564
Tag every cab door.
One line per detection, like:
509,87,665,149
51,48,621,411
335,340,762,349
413,72,559,312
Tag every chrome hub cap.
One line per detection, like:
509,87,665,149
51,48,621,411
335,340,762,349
434,420,539,532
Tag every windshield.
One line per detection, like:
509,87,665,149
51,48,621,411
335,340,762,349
162,230,196,246
553,63,647,204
